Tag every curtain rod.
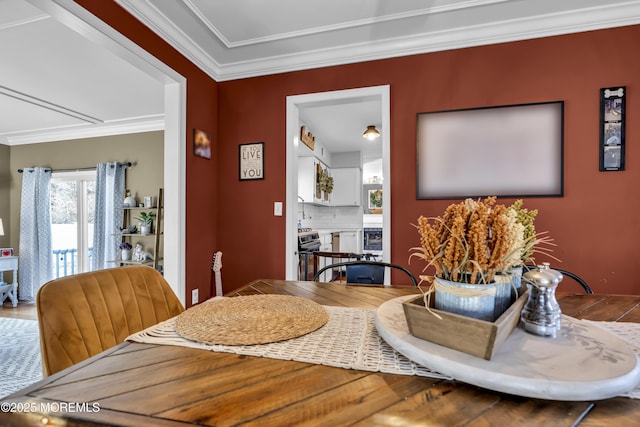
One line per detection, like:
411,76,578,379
17,162,133,174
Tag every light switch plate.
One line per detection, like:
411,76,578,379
274,201,283,216
191,289,199,305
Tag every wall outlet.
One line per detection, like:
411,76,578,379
191,289,199,305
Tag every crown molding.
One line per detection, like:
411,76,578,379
117,1,640,82
115,0,223,80
1,116,164,146
182,0,510,48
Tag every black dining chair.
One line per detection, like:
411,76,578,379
313,260,418,286
524,265,593,294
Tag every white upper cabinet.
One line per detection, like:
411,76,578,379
330,167,361,206
298,156,330,205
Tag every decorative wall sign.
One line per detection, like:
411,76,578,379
300,126,315,150
600,87,625,171
193,129,211,159
239,142,264,180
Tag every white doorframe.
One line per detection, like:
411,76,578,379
285,85,391,280
38,0,187,304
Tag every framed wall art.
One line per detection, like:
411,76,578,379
239,142,264,180
368,188,382,213
193,129,211,159
599,87,625,171
416,101,564,199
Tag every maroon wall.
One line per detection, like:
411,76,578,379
83,1,640,297
218,26,640,295
77,1,219,305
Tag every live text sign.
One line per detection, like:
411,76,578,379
239,142,264,180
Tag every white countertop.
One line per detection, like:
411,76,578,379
315,228,362,235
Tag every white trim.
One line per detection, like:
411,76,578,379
117,1,640,81
216,6,640,81
163,80,187,305
285,85,391,281
184,0,510,48
115,0,223,80
2,117,165,146
29,0,187,305
0,85,101,124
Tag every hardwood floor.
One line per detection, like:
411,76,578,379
0,300,37,320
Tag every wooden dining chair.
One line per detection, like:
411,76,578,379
36,265,184,376
313,260,418,286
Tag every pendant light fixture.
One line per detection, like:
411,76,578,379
362,125,380,141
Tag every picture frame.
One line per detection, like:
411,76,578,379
599,87,625,171
416,101,564,199
239,142,264,180
193,129,211,159
368,189,382,210
0,248,14,257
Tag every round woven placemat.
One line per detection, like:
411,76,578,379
175,295,329,345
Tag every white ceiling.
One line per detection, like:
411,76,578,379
0,0,165,146
3,0,640,151
299,97,383,163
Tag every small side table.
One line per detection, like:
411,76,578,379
0,256,18,308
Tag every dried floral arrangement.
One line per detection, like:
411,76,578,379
410,197,554,285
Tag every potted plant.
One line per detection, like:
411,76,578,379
119,242,132,261
410,197,554,321
136,212,156,235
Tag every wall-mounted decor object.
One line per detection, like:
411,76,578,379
416,101,564,199
239,142,264,180
600,87,625,171
368,188,383,214
193,129,211,159
300,126,315,150
363,184,382,213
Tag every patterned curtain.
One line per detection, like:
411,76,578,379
18,167,52,300
92,162,126,271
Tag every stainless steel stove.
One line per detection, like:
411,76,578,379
297,228,320,253
298,228,320,280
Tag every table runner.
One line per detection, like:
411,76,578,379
126,304,640,399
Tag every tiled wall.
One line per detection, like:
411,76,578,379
298,203,363,229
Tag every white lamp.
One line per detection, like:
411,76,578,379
362,125,380,141
0,218,4,237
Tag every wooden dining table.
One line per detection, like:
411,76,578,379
1,279,639,426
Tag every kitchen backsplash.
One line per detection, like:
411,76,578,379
298,204,363,229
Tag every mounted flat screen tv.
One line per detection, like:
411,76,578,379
416,101,564,199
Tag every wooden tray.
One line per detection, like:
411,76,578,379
402,291,527,360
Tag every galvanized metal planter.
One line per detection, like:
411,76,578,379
434,277,496,321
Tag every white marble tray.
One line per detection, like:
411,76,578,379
375,295,640,400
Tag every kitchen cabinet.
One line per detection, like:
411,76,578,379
318,232,333,252
339,230,362,254
298,157,330,205
330,167,361,206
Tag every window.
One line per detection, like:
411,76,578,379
50,171,96,278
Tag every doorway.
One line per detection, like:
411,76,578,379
41,0,186,303
285,86,391,280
